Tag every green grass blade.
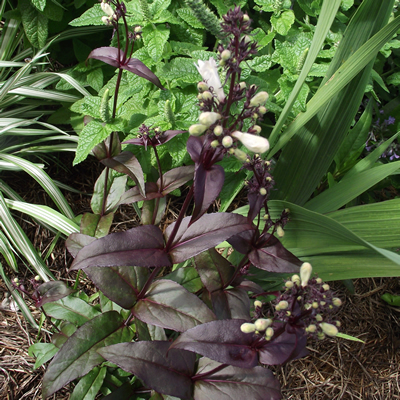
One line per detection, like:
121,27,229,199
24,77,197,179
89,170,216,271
0,230,18,271
268,0,342,148
8,87,80,102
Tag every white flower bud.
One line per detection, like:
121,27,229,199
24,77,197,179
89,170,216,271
189,124,208,136
231,131,269,153
239,82,247,90
254,300,263,308
259,188,267,196
252,125,262,134
320,322,339,337
220,49,231,61
265,327,274,338
213,125,223,136
243,14,250,22
201,91,213,101
199,112,221,127
317,332,326,340
276,226,284,237
233,148,248,162
254,318,272,331
312,302,319,309
300,262,312,287
13,277,19,283
285,281,294,289
332,298,342,307
291,274,300,285
194,58,225,102
197,82,209,92
250,91,269,107
316,314,323,322
276,300,289,310
210,140,219,148
134,26,142,33
101,2,114,17
222,135,233,148
316,278,323,284
322,284,330,291
34,275,40,281
258,106,267,114
306,324,317,333
240,322,256,333
101,16,111,25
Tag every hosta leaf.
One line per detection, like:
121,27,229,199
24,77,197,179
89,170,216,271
42,311,133,398
170,319,258,368
70,225,171,270
165,213,254,263
133,279,215,332
193,358,281,400
98,341,196,399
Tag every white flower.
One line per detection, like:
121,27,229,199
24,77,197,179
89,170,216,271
320,322,339,337
250,91,269,107
194,58,225,102
231,131,270,153
198,112,221,127
101,1,114,17
300,262,312,287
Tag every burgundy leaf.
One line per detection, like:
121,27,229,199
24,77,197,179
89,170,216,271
225,288,251,320
247,191,267,222
66,233,97,258
165,213,254,263
187,135,204,163
227,229,255,255
208,289,230,320
248,234,301,273
159,165,195,195
92,132,121,161
133,280,215,332
98,341,196,399
101,151,145,197
192,163,225,223
88,47,165,89
236,280,264,294
119,182,159,204
170,319,258,369
193,358,281,400
193,248,234,293
36,281,74,308
70,225,171,270
259,324,307,365
85,266,149,309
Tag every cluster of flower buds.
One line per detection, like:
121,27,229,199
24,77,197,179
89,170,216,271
12,275,42,304
240,262,342,342
274,262,342,339
101,0,117,25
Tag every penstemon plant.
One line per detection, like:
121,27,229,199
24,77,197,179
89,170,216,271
24,3,346,399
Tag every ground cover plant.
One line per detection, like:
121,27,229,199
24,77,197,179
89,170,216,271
5,0,400,398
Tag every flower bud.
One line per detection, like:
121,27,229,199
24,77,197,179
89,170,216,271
317,332,325,340
222,136,233,148
285,280,294,289
332,298,342,307
254,318,272,331
13,277,19,283
312,302,319,309
213,125,223,136
210,140,219,148
291,274,300,285
316,278,323,284
259,188,267,196
276,300,289,310
34,275,40,281
254,300,263,308
336,321,341,327
320,322,338,337
189,124,208,136
220,49,231,61
197,82,209,92
202,91,213,101
101,16,111,25
252,125,262,134
322,284,330,291
276,226,284,237
219,60,226,67
240,322,256,333
134,26,142,33
265,327,274,338
239,82,247,90
300,262,312,287
266,176,272,182
199,112,221,127
101,1,114,17
250,91,269,107
231,131,269,153
258,106,267,115
316,314,323,322
243,14,250,22
306,324,317,333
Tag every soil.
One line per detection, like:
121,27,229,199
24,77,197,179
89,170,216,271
0,153,399,400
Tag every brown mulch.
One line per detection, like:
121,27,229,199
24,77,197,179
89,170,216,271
0,153,399,399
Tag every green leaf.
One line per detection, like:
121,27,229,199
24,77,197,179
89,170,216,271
381,293,400,307
271,9,295,36
19,0,48,48
42,295,101,326
80,212,114,238
42,0,64,22
176,8,204,29
28,342,59,370
142,24,170,62
162,267,203,293
336,332,364,342
31,0,46,12
70,366,107,400
69,4,104,26
42,311,133,398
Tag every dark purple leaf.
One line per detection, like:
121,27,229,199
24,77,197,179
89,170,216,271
259,324,307,365
208,289,230,320
119,182,159,204
141,196,166,225
98,341,196,399
193,248,234,292
85,266,149,309
36,281,74,308
193,358,281,400
159,165,195,195
192,163,224,223
247,191,267,222
227,230,255,255
66,233,97,258
248,234,301,273
225,288,251,320
186,135,204,163
92,132,121,161
70,225,171,270
88,47,165,89
101,151,145,197
236,280,264,294
170,319,258,368
42,311,133,398
165,213,254,263
133,279,215,332
135,319,167,341
80,212,114,238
